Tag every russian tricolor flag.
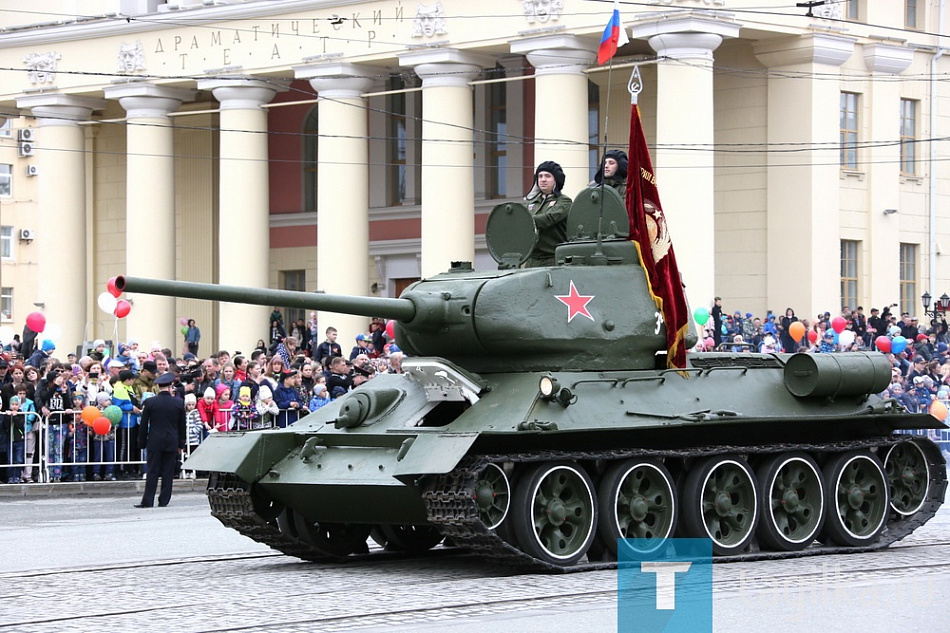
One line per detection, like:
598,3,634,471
597,0,629,65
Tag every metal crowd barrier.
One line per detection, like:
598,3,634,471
3,405,309,483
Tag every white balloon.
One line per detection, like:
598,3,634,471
44,323,63,342
97,291,118,315
0,325,13,346
838,330,855,347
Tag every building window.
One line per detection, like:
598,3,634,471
390,76,408,205
487,65,507,199
0,287,10,322
588,81,600,177
303,108,318,213
280,270,306,326
0,119,10,138
841,240,858,312
900,99,917,175
906,0,918,29
0,227,11,259
0,164,11,197
840,93,858,169
900,243,917,316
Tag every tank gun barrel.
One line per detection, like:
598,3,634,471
114,276,417,322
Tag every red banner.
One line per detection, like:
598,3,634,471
625,104,690,369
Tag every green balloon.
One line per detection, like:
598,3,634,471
103,405,123,425
694,306,710,326
181,325,189,336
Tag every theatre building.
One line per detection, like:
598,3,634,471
0,0,945,351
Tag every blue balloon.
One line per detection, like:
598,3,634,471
891,335,908,354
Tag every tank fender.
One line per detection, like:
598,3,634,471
391,432,480,480
783,352,891,398
183,430,298,483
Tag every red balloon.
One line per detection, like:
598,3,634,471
106,276,121,298
875,335,892,353
831,316,847,334
807,330,818,344
92,417,112,436
114,300,131,319
25,311,46,333
385,320,395,339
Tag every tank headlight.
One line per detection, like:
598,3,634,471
539,374,559,400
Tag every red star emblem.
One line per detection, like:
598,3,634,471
555,280,595,323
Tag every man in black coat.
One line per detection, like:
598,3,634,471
134,372,186,508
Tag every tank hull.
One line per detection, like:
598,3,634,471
191,353,947,568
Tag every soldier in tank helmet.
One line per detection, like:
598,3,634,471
524,160,571,268
589,149,628,198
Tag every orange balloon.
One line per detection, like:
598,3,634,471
81,405,100,426
789,321,805,342
929,400,948,422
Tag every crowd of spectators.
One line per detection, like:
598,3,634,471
0,311,404,484
699,301,950,414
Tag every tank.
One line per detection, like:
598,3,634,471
116,187,947,571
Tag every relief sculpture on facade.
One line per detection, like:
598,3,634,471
523,0,562,23
23,51,61,85
117,41,147,74
648,0,725,7
411,2,447,38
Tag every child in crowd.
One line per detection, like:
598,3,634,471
68,392,89,482
184,393,203,454
92,391,117,481
309,383,331,411
2,396,26,483
230,386,259,431
198,387,219,434
214,383,234,432
17,387,38,483
255,385,278,429
183,393,203,479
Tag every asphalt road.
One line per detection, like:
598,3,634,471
1,487,948,632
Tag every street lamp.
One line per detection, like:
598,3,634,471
921,292,950,321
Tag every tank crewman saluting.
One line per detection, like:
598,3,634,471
134,372,186,509
524,161,572,268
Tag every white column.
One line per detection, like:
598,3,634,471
399,49,490,278
863,44,914,307
104,83,195,350
631,17,740,316
296,63,380,344
511,35,597,199
754,34,855,317
197,77,286,353
16,94,107,350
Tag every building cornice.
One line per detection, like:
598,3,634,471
0,0,367,49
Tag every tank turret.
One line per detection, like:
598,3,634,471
117,187,686,372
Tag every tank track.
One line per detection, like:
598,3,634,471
206,473,333,563
423,438,948,573
205,438,946,573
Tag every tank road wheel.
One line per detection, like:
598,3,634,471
475,463,511,530
822,450,889,547
291,510,372,557
884,440,931,516
597,459,677,556
755,452,825,552
375,524,444,553
512,461,597,566
682,455,758,556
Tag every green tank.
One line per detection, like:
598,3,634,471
116,187,947,570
